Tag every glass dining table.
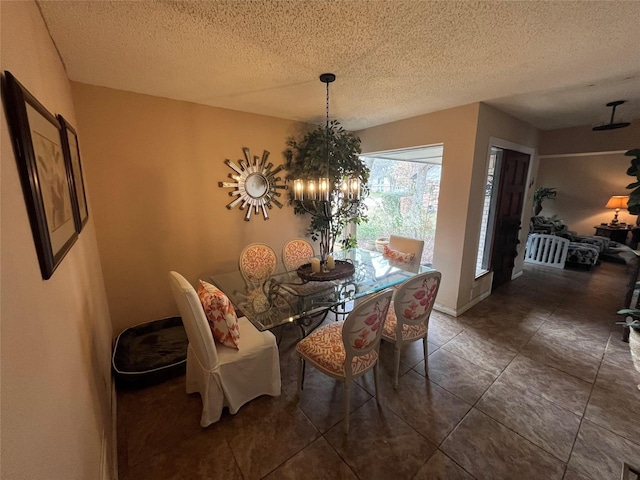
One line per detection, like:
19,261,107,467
210,248,434,335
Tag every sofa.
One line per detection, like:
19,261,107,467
527,216,637,268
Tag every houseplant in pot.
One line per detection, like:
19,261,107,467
623,148,640,219
284,119,370,256
615,310,640,390
533,187,557,215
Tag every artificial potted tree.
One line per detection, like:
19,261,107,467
284,120,369,257
533,187,557,216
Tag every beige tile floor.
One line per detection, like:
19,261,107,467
117,261,640,480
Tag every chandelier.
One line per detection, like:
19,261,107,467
292,73,362,268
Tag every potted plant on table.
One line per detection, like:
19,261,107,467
615,309,640,390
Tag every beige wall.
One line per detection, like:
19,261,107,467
539,120,640,156
536,120,640,235
70,83,312,335
1,2,114,479
357,103,538,314
357,104,480,313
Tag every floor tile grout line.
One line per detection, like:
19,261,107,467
311,272,611,477
548,301,617,480
432,312,586,468
472,373,580,465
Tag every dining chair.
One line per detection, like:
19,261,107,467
239,243,278,285
385,235,425,273
168,271,281,427
296,288,393,434
382,270,441,388
282,238,315,271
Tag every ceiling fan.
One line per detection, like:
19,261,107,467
592,100,631,131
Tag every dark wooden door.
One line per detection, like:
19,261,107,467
491,149,530,290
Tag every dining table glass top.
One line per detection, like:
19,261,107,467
210,248,434,331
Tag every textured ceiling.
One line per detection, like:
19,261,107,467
37,0,640,131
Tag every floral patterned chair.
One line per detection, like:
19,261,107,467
382,271,441,388
282,239,315,271
239,243,278,286
295,288,394,433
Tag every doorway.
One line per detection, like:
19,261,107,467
490,148,531,290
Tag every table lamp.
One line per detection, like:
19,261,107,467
605,195,629,226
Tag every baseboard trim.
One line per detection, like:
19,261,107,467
433,303,457,316
111,377,118,480
434,290,492,317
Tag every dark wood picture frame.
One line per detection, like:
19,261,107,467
3,71,78,279
58,114,89,232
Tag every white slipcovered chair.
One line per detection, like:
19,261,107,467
386,235,425,273
168,271,281,427
382,271,441,388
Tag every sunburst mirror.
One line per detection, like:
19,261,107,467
218,147,287,221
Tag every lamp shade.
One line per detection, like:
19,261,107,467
605,196,629,209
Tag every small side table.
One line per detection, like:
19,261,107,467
593,225,631,244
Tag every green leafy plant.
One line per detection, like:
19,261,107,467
533,187,557,215
284,120,370,253
615,309,640,332
624,149,640,215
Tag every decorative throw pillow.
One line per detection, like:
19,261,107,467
383,244,415,265
197,280,240,349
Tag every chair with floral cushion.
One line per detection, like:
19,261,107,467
382,270,441,388
282,238,315,271
239,243,278,286
168,271,281,427
296,288,394,433
384,235,425,273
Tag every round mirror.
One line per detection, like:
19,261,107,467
245,173,268,199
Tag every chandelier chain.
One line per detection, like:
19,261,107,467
326,80,330,130
325,77,330,178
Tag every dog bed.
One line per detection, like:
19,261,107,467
112,316,188,388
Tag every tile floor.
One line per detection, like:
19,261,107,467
116,261,640,480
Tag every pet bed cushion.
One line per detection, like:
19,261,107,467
112,316,188,388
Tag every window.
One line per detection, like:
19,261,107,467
475,147,502,277
357,146,443,265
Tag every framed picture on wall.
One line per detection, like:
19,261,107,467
58,114,89,232
3,71,78,279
